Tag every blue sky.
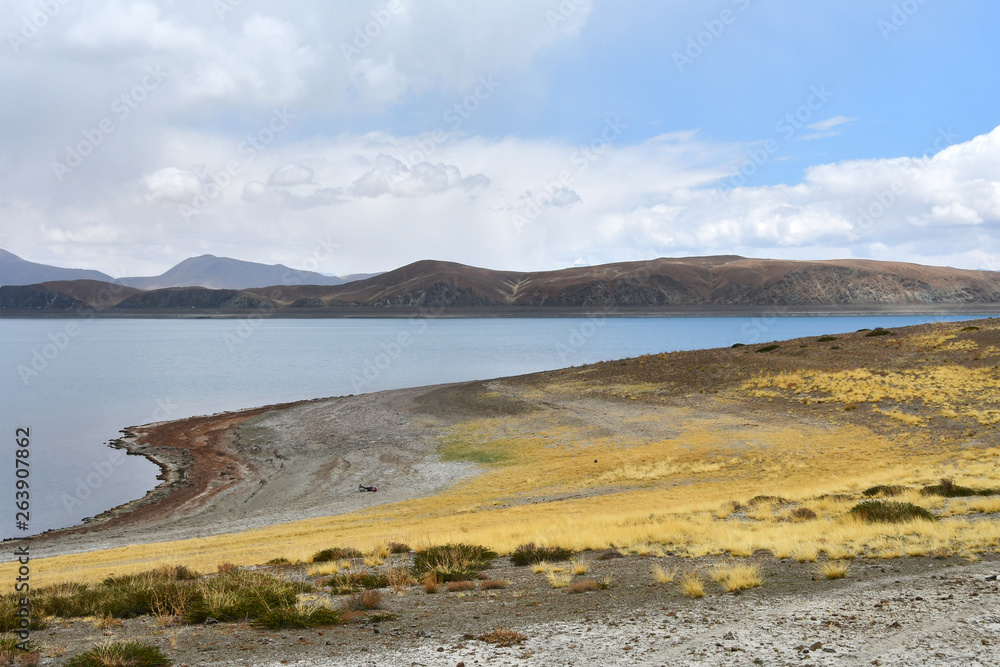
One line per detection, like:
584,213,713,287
1,0,998,275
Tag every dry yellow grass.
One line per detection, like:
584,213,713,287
710,562,763,592
570,559,589,575
816,561,849,579
679,573,705,598
651,564,677,584
6,332,1000,588
544,571,572,588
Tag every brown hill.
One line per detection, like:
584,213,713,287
2,256,999,314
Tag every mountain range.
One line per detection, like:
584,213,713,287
2,252,1000,315
0,250,380,290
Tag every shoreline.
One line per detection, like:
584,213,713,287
3,303,1000,319
1,398,326,553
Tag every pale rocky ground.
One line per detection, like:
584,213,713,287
29,553,999,666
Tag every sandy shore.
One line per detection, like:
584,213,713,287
15,386,479,560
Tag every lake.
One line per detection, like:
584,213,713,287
0,314,984,539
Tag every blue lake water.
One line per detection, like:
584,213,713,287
0,314,986,539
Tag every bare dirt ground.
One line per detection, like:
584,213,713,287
22,388,479,559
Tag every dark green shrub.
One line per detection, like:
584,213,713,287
920,478,998,497
184,570,309,624
343,589,382,610
748,495,787,505
510,543,574,566
327,571,388,594
755,344,780,353
730,343,746,348
411,544,498,582
0,592,48,632
388,542,411,554
265,557,291,565
252,606,343,630
863,485,906,497
849,500,935,523
66,642,171,667
816,336,839,342
312,547,362,563
865,328,892,337
961,326,980,332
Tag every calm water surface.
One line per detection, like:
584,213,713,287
0,315,981,539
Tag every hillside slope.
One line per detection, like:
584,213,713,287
2,255,999,313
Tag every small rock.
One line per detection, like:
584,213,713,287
203,617,218,625
986,574,997,581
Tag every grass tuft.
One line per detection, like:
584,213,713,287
443,580,477,593
679,573,705,598
411,543,497,582
568,580,600,594
862,485,906,497
311,547,361,563
789,507,817,521
849,500,936,523
510,543,573,566
710,562,763,593
479,579,507,590
920,478,998,498
342,589,381,611
651,564,677,584
65,642,171,667
816,562,849,580
252,605,343,630
478,627,527,647
544,571,572,589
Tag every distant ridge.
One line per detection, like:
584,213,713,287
0,250,351,289
2,255,999,315
0,249,116,285
117,254,346,290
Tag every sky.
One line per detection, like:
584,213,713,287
1,0,999,277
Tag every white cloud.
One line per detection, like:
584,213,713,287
268,162,315,187
797,116,856,142
350,155,489,198
809,116,856,132
140,167,204,205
